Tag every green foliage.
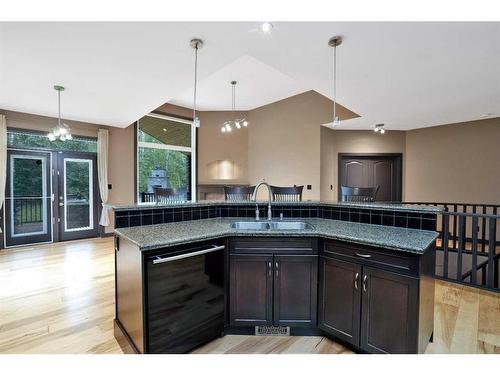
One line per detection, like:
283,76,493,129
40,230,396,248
138,147,188,193
66,161,90,201
8,132,97,152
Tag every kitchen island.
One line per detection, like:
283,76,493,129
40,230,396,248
113,202,439,354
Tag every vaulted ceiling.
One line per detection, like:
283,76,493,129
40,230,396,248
0,22,498,130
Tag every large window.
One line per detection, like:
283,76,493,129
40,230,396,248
136,114,196,203
8,129,97,152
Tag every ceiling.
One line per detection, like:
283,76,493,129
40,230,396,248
0,22,499,130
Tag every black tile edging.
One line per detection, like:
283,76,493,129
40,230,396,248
114,203,438,232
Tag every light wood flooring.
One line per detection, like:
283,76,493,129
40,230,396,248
0,237,498,354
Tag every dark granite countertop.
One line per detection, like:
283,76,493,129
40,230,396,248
114,218,439,254
112,200,443,214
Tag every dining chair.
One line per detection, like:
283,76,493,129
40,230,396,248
224,186,255,201
270,185,304,202
340,185,379,202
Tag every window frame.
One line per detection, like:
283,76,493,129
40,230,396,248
135,112,197,204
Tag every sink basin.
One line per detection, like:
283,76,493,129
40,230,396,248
230,221,313,231
269,221,312,230
230,221,271,230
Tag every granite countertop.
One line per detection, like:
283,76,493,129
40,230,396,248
112,200,443,214
114,218,439,254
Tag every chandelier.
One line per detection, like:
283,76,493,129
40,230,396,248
221,81,249,133
48,85,72,141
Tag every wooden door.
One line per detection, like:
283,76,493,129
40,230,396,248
318,256,361,346
229,254,273,326
360,267,419,353
338,154,402,201
273,255,318,327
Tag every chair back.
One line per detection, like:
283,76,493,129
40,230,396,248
224,186,255,201
270,185,303,202
340,185,379,202
153,187,178,203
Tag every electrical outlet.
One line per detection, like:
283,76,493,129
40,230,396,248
307,185,312,190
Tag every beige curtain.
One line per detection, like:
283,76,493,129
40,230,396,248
0,115,6,214
97,129,110,226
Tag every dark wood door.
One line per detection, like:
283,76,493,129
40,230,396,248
229,254,273,326
338,154,402,201
273,255,318,327
360,267,418,354
318,256,362,345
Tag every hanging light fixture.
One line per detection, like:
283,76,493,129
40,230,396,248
190,38,203,128
48,85,72,141
221,81,249,133
328,36,343,127
374,123,386,134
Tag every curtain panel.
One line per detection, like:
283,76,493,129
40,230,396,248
97,129,110,226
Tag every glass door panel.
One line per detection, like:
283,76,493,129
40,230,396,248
57,153,99,241
4,150,52,247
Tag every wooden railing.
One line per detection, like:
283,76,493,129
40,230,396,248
401,202,500,292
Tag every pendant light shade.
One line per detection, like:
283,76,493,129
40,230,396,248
47,85,72,141
328,36,343,127
190,38,203,128
221,81,249,133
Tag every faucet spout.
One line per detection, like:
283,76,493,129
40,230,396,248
252,180,273,221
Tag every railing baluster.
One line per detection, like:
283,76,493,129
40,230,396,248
442,214,450,279
452,204,458,249
487,217,496,288
457,215,465,282
481,205,487,252
471,216,478,285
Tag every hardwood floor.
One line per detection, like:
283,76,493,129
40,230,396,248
0,237,498,354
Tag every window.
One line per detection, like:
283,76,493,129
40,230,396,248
136,114,196,203
7,129,97,152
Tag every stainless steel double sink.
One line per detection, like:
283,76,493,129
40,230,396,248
230,220,313,231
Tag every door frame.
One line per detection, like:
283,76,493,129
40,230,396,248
337,153,403,201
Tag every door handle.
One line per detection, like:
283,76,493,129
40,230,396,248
355,252,372,259
59,202,64,207
363,275,368,292
268,261,272,277
354,272,359,289
152,245,224,264
275,262,279,277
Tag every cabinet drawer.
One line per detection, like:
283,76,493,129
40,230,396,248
230,237,317,254
322,240,419,276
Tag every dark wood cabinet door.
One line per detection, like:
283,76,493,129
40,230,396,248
229,254,273,326
273,255,318,327
360,267,419,353
318,256,361,346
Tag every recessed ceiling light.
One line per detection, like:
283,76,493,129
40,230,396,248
162,128,167,132
259,22,273,33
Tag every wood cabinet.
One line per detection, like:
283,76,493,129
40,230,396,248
229,238,318,329
318,239,434,354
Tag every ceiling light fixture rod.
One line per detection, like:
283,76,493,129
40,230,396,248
328,36,342,127
190,38,203,127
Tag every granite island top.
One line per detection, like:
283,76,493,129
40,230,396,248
112,200,443,214
114,218,439,254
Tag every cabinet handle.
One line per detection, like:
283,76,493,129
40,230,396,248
355,252,372,258
268,262,272,277
363,275,368,292
275,262,279,277
354,272,359,289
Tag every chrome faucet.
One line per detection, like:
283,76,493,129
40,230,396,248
252,180,273,221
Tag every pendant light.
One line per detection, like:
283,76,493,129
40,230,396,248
221,81,249,133
190,38,203,128
328,36,343,127
48,85,72,141
374,123,386,134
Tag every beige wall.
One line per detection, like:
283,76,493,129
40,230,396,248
320,127,406,201
247,90,357,200
405,117,500,204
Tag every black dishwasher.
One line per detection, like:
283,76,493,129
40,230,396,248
145,240,225,353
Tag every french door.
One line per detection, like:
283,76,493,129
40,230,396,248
54,151,99,242
4,150,99,247
5,150,52,246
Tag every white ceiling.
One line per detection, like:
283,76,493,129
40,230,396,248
0,22,499,130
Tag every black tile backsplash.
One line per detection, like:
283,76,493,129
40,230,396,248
114,203,437,232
